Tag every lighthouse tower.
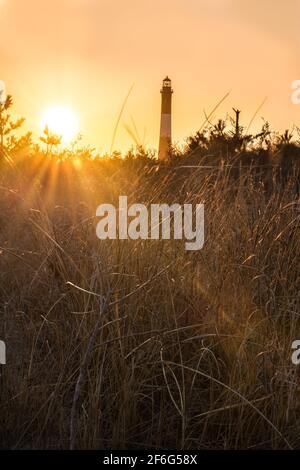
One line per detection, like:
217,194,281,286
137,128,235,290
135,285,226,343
158,76,173,160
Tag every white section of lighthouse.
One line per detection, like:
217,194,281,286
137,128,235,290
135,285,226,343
158,76,173,160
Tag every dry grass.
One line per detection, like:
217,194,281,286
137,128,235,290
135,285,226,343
0,152,300,450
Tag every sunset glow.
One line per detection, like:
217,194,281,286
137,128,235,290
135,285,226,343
1,0,299,153
1,0,300,454
40,106,79,144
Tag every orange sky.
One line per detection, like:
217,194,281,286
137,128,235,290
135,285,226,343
0,0,300,153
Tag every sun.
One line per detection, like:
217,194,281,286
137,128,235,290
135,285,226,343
40,106,79,144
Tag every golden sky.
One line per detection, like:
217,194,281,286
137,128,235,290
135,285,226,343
1,0,300,153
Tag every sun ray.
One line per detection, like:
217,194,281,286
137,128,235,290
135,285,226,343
40,106,79,145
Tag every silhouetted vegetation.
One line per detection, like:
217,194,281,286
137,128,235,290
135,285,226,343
1,98,300,449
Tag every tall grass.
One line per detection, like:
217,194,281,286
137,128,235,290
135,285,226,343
0,148,300,449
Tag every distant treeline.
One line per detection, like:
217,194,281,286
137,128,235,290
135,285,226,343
1,95,300,188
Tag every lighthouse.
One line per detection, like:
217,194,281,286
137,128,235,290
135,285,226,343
158,76,173,160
